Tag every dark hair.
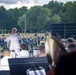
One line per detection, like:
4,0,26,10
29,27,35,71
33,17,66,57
20,44,27,50
68,44,76,49
1,47,10,52
39,45,45,52
67,38,74,43
55,51,76,75
2,35,4,36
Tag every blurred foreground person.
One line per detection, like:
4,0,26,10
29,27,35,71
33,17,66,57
55,50,76,75
19,44,29,58
6,27,21,57
1,47,11,70
45,35,66,66
45,35,67,75
1,47,11,65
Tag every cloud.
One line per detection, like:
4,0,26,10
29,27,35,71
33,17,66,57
0,0,75,10
33,0,39,3
0,0,37,10
0,0,40,4
0,0,30,4
35,0,51,5
0,0,75,5
0,0,20,4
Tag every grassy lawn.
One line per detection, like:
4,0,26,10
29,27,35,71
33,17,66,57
21,33,46,38
0,33,46,38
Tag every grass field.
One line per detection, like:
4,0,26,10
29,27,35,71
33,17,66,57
21,33,46,38
0,33,46,38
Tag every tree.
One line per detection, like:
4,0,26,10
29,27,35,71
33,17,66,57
36,7,51,32
51,14,61,24
0,1,76,33
63,1,73,23
60,1,76,23
43,0,64,15
18,6,52,32
18,14,26,31
0,6,6,30
6,6,28,30
0,6,28,31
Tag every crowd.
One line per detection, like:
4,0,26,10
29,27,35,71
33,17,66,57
0,27,47,68
0,27,76,75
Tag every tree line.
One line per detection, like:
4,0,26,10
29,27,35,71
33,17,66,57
0,0,76,32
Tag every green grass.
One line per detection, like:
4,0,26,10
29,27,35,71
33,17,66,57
21,33,46,38
0,33,46,38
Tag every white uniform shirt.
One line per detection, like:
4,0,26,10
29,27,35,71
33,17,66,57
7,33,20,51
1,56,11,65
0,56,11,70
19,50,29,58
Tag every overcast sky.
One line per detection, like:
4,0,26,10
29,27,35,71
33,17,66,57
0,0,76,10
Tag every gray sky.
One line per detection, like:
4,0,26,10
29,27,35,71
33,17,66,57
0,0,76,9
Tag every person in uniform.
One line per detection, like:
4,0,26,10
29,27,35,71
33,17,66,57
1,47,11,70
19,44,29,58
6,27,21,57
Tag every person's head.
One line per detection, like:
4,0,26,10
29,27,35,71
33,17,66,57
68,44,76,51
12,27,17,34
2,35,4,36
20,44,27,50
38,45,46,57
39,45,45,53
67,38,74,43
1,47,10,56
55,50,76,75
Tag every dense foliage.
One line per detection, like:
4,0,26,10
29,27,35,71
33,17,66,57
0,1,76,32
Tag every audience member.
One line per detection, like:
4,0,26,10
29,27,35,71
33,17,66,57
1,47,11,65
45,36,67,75
55,50,76,75
38,45,46,57
46,36,76,75
66,38,75,46
19,44,29,58
0,47,11,70
67,43,76,52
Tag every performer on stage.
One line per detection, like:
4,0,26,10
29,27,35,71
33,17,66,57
6,27,21,57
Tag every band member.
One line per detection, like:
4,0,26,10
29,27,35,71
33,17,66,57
6,27,21,57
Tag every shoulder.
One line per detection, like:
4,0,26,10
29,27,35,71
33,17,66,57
1,56,11,59
1,56,11,65
25,50,29,53
20,50,29,53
